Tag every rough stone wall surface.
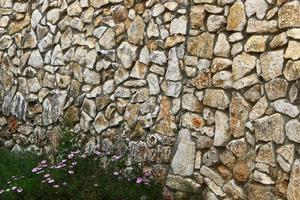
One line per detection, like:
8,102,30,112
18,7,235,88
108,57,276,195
1,0,300,198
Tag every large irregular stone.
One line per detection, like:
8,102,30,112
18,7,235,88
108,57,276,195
249,96,268,121
117,42,137,68
11,92,27,121
286,120,300,143
203,89,230,109
227,0,246,31
93,112,109,134
149,51,167,65
265,78,288,101
83,69,100,85
260,50,284,81
271,99,299,118
165,47,182,81
171,129,195,176
287,159,300,200
161,81,182,98
226,138,247,158
214,33,230,58
212,71,233,89
170,16,187,35
284,60,300,81
166,175,201,193
180,112,205,131
200,166,224,186
99,28,116,49
187,32,215,59
182,93,203,112
232,52,256,81
245,0,268,19
127,15,145,45
232,74,259,90
246,19,278,33
230,92,250,137
256,142,275,166
214,111,230,146
190,5,205,29
192,70,212,89
285,41,300,60
153,97,176,136
278,1,300,29
254,113,285,144
244,35,268,52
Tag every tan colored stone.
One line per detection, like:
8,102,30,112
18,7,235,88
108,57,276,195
227,0,246,31
244,35,268,52
192,70,212,89
278,1,300,29
265,78,288,101
260,50,284,81
287,159,300,200
285,41,300,60
284,60,300,81
230,92,250,137
254,113,285,144
8,14,30,34
187,32,215,59
203,89,230,109
232,52,256,81
190,5,205,29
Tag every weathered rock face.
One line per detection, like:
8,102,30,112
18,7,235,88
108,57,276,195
1,0,300,199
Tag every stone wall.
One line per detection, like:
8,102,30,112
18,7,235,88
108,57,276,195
1,0,300,199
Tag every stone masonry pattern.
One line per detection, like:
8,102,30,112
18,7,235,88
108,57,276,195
1,0,300,199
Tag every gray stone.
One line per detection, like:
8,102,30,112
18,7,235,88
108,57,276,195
171,129,196,176
254,113,285,144
271,99,299,118
286,120,300,143
166,47,182,81
170,16,187,35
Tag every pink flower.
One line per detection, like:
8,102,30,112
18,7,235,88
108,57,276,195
136,177,143,184
17,188,23,193
48,179,54,184
0,189,4,194
44,174,50,178
113,172,119,176
41,160,47,165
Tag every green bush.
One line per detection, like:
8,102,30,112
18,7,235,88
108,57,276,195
0,131,163,200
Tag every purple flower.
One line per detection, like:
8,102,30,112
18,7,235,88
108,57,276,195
44,174,50,178
0,189,4,194
136,177,143,184
41,160,47,165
